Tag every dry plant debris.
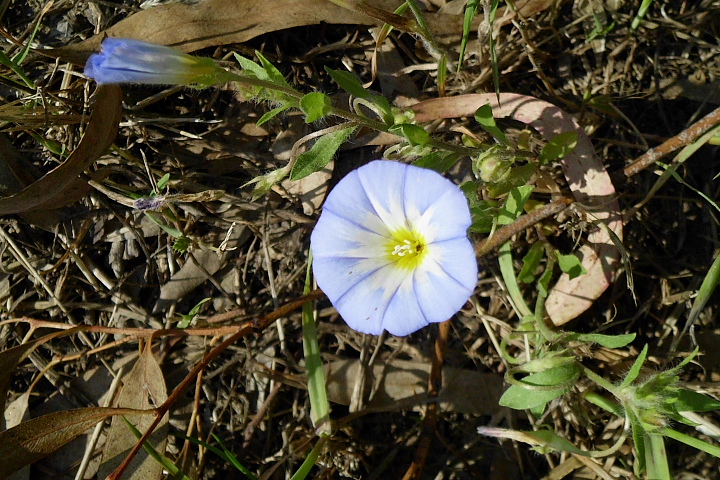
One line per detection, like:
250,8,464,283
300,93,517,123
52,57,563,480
0,1,719,479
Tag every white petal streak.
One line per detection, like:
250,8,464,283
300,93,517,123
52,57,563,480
311,211,389,259
322,167,392,236
356,161,408,232
408,187,472,244
313,256,390,305
334,263,412,335
413,239,478,322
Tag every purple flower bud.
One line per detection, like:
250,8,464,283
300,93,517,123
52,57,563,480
84,38,228,86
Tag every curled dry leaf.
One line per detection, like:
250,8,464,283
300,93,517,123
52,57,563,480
0,84,123,216
412,94,623,325
0,407,152,479
46,0,554,64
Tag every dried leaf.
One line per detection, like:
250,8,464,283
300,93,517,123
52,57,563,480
45,0,553,65
0,84,122,216
98,344,168,480
0,407,150,479
411,93,623,325
324,359,503,415
0,328,82,420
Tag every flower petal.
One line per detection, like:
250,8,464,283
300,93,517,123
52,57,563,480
312,255,389,306
413,238,478,322
404,177,472,243
321,165,394,237
355,161,409,232
311,210,390,259
332,264,414,335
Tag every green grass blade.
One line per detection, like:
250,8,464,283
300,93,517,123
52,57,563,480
303,250,331,433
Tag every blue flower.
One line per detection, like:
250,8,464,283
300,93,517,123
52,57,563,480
84,38,229,86
311,160,478,336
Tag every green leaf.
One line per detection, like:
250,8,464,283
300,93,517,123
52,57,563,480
156,173,171,192
500,362,578,410
257,105,290,126
388,123,431,146
556,252,588,279
300,92,333,123
233,53,267,79
302,251,331,433
674,389,720,412
525,429,586,455
539,132,578,163
497,185,533,225
469,201,498,233
486,163,536,198
458,0,481,69
412,151,460,172
663,427,720,459
474,103,508,145
499,382,569,410
569,332,636,348
325,67,370,98
178,298,211,329
255,51,290,88
620,344,649,389
518,242,545,284
325,67,393,124
290,126,356,180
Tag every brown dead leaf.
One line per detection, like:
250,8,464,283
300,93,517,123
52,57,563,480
45,0,553,65
98,344,168,480
0,407,152,479
412,94,623,325
0,327,82,420
325,359,503,415
0,84,122,216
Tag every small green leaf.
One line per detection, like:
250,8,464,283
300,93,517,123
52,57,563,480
244,166,290,200
500,362,578,410
412,151,460,172
257,105,290,126
539,131,578,163
499,382,569,410
475,103,508,145
518,242,545,284
569,332,636,348
497,185,533,225
620,344,648,388
156,173,171,192
173,236,191,252
556,252,587,279
300,92,333,123
325,67,370,98
486,163,536,198
290,126,356,180
233,53,267,79
674,389,720,412
469,201,497,233
255,51,290,88
178,298,211,328
388,123,431,146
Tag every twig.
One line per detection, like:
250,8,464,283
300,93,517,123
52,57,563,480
620,105,720,180
474,196,574,257
400,320,449,480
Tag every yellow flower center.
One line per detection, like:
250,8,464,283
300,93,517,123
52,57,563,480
385,228,428,270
